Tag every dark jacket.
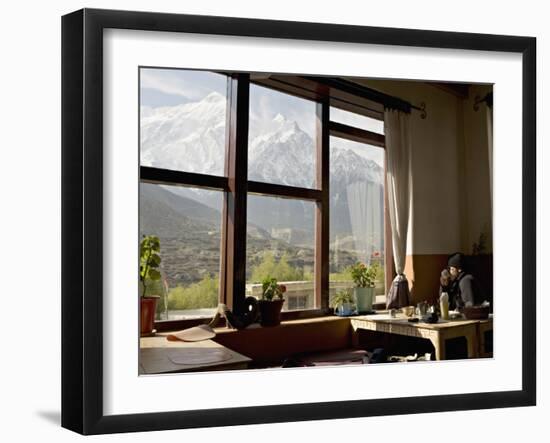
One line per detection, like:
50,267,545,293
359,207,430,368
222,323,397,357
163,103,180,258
446,271,484,310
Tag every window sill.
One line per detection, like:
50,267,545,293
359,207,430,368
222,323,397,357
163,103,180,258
154,308,331,333
213,314,348,336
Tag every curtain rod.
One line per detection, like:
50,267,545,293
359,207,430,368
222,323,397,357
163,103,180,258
302,76,427,119
474,92,493,111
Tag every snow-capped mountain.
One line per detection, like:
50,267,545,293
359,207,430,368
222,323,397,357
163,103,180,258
140,92,384,247
140,91,227,175
248,113,316,188
330,146,382,185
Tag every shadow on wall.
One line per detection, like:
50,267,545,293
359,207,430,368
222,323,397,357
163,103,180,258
36,410,60,426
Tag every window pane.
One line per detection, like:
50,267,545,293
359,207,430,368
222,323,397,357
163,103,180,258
329,136,386,301
248,84,317,188
330,107,384,134
246,194,316,311
140,68,228,176
139,182,223,320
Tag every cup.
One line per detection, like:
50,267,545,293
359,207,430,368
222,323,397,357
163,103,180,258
402,306,415,317
416,301,428,316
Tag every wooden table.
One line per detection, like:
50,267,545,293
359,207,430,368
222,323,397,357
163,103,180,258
139,335,252,374
351,313,492,360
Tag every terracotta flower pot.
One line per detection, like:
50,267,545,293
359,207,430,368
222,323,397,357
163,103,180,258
258,299,285,327
140,295,160,335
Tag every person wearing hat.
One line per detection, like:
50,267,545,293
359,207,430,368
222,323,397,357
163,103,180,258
444,252,484,311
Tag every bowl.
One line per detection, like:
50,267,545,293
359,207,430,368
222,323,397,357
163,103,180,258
463,305,490,320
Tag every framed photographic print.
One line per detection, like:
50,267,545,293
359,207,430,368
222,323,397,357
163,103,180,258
61,8,536,435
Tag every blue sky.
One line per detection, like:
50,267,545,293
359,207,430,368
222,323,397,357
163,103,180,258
140,68,227,107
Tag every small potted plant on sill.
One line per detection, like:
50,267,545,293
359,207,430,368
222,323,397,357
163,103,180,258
258,276,286,327
350,261,378,314
139,235,162,335
332,288,355,316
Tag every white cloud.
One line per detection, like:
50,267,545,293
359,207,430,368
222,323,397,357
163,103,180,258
140,69,212,100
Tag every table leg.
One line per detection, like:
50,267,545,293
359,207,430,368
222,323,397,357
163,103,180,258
351,325,360,348
466,331,478,358
431,336,445,360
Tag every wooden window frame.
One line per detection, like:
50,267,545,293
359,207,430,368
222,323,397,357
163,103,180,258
140,71,391,331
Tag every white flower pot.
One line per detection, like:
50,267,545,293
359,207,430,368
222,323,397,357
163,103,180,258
354,287,374,313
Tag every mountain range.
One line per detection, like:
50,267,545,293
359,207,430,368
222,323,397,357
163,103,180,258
141,91,383,189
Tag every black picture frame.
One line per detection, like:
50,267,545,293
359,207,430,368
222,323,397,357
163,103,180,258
61,8,536,435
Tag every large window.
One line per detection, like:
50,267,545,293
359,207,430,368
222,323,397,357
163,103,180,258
140,68,228,176
329,137,386,299
328,107,387,300
246,195,316,311
139,68,228,320
139,183,223,320
245,85,320,311
139,68,388,325
248,84,317,189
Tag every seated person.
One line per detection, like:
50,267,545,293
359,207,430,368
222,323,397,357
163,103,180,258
439,268,452,295
440,252,485,311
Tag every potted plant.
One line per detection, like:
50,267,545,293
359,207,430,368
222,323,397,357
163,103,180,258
139,235,162,335
258,276,286,327
349,262,378,313
332,288,355,316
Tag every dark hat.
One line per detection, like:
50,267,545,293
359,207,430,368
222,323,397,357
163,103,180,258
447,252,464,269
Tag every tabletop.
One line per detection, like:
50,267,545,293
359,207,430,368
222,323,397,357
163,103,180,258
139,334,252,374
352,312,492,330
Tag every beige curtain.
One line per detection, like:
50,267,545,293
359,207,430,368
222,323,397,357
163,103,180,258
384,109,412,308
385,109,412,276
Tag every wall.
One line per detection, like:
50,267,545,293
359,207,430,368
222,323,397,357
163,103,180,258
2,1,546,443
214,317,352,363
463,84,494,253
358,79,493,303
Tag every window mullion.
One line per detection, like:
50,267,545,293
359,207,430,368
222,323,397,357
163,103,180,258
222,74,250,314
315,98,330,310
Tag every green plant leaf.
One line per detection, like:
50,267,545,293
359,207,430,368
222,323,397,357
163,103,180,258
140,235,163,285
148,269,161,280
